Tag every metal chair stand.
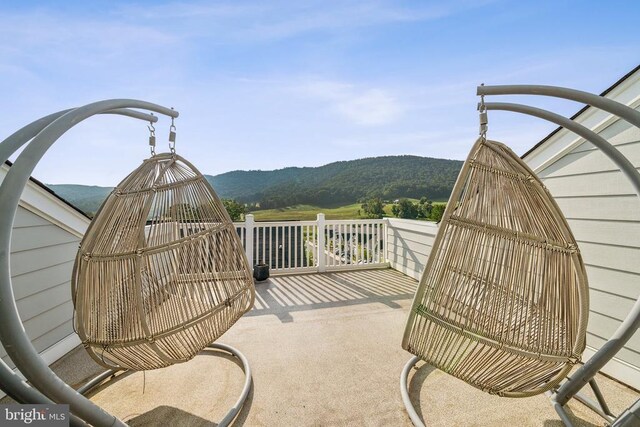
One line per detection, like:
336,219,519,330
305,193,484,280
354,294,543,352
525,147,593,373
76,343,252,427
0,100,254,427
401,84,640,427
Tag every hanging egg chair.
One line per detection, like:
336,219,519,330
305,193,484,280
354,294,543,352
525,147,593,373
402,137,589,397
72,151,255,371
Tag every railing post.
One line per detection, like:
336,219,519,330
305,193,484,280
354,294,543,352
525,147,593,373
245,214,254,268
317,213,326,273
383,218,389,263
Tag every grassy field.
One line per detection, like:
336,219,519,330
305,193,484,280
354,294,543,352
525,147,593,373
249,201,445,221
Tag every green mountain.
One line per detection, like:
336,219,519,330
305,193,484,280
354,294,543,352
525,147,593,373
49,155,462,214
206,167,311,201
47,184,113,216
210,155,462,208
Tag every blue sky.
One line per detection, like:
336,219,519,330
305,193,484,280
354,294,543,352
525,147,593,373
1,0,638,186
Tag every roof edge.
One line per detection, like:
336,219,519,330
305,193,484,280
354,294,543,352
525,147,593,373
522,63,640,159
3,160,91,219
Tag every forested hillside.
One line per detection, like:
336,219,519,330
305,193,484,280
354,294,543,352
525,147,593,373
209,155,462,208
49,155,462,214
206,167,312,200
47,184,113,216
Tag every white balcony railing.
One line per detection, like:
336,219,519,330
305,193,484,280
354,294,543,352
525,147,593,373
234,214,389,275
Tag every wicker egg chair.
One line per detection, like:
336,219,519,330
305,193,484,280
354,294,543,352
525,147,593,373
72,152,255,371
402,137,589,397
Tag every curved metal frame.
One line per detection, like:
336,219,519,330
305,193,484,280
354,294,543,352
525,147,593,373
0,100,179,426
477,84,640,129
0,102,254,426
480,100,640,426
76,343,252,427
203,343,253,426
0,107,158,427
400,356,424,427
402,84,640,426
0,108,158,165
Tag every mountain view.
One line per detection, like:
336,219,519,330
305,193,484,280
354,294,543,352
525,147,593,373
48,155,462,216
47,184,114,216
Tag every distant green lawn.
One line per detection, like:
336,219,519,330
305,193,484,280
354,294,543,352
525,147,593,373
249,201,445,221
250,203,369,221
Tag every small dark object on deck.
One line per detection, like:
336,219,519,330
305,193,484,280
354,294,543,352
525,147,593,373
253,264,270,282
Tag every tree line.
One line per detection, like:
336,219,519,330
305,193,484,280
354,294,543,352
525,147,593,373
221,196,447,222
360,197,446,222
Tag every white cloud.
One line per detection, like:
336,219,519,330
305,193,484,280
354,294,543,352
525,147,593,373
114,0,497,43
299,81,403,126
336,89,403,126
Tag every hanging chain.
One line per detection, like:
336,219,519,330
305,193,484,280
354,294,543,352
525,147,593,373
478,83,488,141
147,110,178,155
148,114,157,156
168,108,177,154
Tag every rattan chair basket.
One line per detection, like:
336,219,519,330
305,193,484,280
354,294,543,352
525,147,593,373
72,152,255,371
402,138,589,397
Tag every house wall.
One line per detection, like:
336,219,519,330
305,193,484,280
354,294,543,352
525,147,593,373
0,164,90,398
385,218,438,280
0,207,81,370
523,68,640,389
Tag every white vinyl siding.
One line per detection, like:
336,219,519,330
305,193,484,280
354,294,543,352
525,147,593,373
525,71,640,388
385,218,437,280
536,120,640,373
0,207,79,370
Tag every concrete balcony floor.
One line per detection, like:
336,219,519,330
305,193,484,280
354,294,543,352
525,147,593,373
21,269,640,425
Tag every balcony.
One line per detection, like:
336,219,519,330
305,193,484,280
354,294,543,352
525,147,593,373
32,270,639,426
5,216,638,426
